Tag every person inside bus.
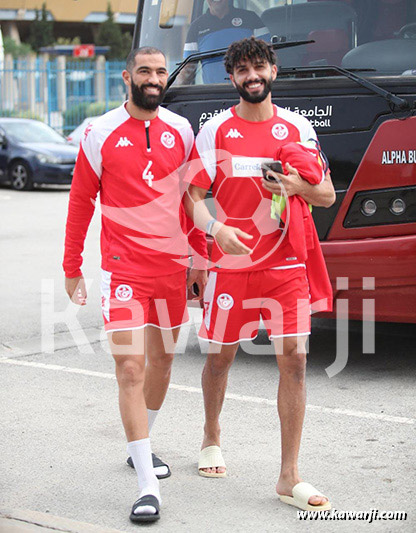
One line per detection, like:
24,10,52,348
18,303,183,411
178,0,270,85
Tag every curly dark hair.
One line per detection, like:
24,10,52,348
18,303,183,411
224,37,277,74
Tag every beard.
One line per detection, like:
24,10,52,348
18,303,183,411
130,79,167,110
235,74,273,104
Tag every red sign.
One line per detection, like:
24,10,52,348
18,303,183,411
73,45,95,58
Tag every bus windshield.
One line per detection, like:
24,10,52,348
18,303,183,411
138,0,416,85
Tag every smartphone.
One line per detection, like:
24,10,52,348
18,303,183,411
192,282,199,297
261,160,284,182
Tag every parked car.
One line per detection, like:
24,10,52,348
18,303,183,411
66,116,99,147
0,118,78,190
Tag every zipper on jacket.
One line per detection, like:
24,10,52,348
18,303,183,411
145,121,151,153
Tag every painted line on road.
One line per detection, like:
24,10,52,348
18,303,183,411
0,358,115,380
169,383,415,425
0,358,414,426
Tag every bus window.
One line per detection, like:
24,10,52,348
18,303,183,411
178,0,271,85
137,1,416,82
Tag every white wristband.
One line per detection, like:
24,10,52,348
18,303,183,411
206,218,217,236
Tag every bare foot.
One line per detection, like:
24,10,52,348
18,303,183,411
200,466,226,474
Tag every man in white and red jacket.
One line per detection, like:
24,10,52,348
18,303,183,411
185,37,335,512
63,47,207,523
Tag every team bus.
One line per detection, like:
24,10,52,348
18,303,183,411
133,0,416,323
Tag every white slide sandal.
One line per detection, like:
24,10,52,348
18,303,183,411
278,482,331,511
198,445,227,478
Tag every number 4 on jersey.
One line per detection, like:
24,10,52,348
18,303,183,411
142,160,154,187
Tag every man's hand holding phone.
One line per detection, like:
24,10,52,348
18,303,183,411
261,161,303,197
261,160,284,182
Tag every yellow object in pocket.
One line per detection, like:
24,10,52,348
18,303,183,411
271,194,286,220
271,194,312,221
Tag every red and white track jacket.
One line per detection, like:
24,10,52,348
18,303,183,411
63,104,207,278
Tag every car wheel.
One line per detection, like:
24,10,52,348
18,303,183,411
10,161,33,191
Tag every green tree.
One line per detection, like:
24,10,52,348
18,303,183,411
28,3,54,52
3,36,33,58
95,3,131,59
122,31,133,56
55,36,81,46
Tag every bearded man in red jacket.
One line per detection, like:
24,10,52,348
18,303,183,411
185,37,335,512
63,47,207,523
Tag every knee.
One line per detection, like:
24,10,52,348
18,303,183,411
148,352,174,374
116,359,145,387
279,344,307,383
206,353,235,377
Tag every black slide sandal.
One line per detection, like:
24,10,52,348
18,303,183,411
127,453,171,479
129,494,160,523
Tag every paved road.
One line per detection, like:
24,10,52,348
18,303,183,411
0,187,415,532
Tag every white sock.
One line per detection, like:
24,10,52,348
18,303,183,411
147,408,159,433
127,438,161,515
127,410,168,477
147,409,168,477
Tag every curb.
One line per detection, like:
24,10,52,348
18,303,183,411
0,509,127,533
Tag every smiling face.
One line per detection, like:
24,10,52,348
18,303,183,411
122,52,169,111
230,57,277,104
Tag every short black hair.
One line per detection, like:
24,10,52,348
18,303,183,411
224,37,277,74
126,46,166,72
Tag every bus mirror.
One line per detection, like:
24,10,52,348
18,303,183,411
159,0,179,29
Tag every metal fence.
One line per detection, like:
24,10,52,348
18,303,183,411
0,55,126,136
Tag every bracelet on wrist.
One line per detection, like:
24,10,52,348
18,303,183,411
206,218,217,236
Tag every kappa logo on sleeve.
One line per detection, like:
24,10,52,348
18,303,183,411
83,123,93,141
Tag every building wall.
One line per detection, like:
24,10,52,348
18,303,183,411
1,1,138,22
1,1,139,44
